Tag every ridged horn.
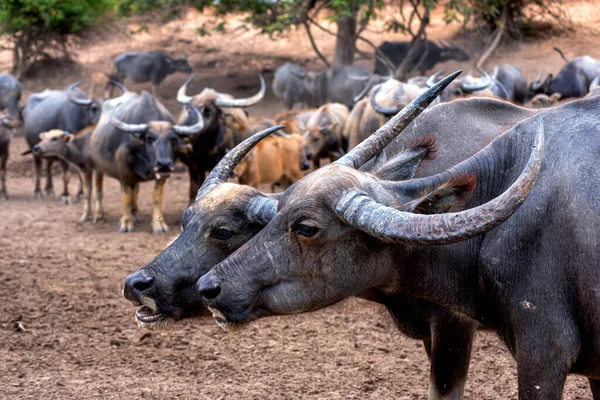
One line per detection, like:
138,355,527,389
214,75,266,108
66,82,93,107
195,124,285,201
177,75,197,105
335,115,544,245
369,85,400,117
334,70,461,169
246,196,278,225
111,117,148,134
173,106,205,136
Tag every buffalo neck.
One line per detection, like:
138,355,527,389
65,134,90,169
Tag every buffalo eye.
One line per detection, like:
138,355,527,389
146,135,156,144
292,223,319,237
201,106,211,118
210,227,235,240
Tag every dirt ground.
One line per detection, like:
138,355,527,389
1,2,600,399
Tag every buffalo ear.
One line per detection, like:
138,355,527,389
64,134,75,143
403,175,476,215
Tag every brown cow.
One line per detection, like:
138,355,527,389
233,133,308,191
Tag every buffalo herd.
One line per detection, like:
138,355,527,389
2,43,600,399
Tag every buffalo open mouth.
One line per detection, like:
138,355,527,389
135,305,172,329
207,306,232,331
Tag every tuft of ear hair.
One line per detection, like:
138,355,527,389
407,135,437,160
406,175,477,215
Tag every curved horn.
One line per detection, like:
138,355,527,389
334,70,461,169
353,76,376,103
426,71,445,88
348,72,371,81
369,85,400,117
335,115,544,245
214,75,266,108
177,75,197,105
109,79,129,95
461,68,491,93
111,117,148,134
173,106,205,136
590,75,600,91
195,124,284,201
66,82,93,107
246,195,278,225
491,66,499,80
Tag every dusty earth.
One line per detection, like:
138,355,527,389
1,1,600,399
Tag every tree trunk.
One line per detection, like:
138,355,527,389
333,14,357,68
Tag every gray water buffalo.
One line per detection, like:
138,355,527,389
90,90,203,233
114,51,192,97
200,88,600,399
527,54,600,100
374,40,470,76
0,74,22,121
175,75,266,202
0,115,20,200
23,82,104,202
124,73,541,399
492,64,528,103
272,63,327,109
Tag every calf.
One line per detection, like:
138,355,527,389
234,133,308,191
0,115,20,200
33,126,98,223
303,103,349,167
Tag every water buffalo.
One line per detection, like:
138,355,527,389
90,90,203,233
492,64,528,103
175,75,266,202
0,74,22,121
0,115,20,200
200,88,600,398
527,55,600,100
123,73,540,399
114,51,192,97
272,63,327,109
23,82,104,202
374,40,470,76
33,126,96,222
303,103,349,167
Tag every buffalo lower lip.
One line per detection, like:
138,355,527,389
135,305,163,323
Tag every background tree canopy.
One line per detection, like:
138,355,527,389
0,0,567,78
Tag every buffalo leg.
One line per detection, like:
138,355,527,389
92,170,105,223
79,170,93,222
33,155,43,200
132,183,141,225
515,322,578,399
0,151,8,200
44,158,55,198
151,178,169,234
118,184,136,233
59,160,72,205
76,172,84,202
427,317,477,400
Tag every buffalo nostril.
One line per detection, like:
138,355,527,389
133,276,155,292
198,274,221,300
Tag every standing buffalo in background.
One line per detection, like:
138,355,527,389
175,75,266,202
303,102,349,167
23,82,106,202
272,63,327,109
0,74,22,121
374,40,470,76
527,52,600,100
113,51,192,97
90,90,203,233
426,69,494,102
0,115,20,200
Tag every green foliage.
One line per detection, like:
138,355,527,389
0,0,113,36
